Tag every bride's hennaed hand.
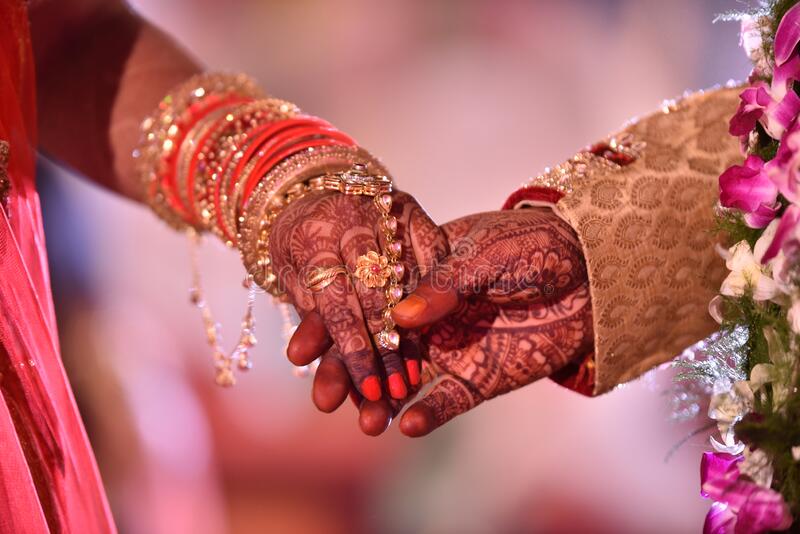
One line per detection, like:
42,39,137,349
311,208,594,436
269,190,447,406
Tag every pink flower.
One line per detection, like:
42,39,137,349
701,452,793,534
767,121,800,204
761,205,800,263
729,56,800,141
775,2,800,66
719,155,780,228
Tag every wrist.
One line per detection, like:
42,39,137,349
133,71,391,296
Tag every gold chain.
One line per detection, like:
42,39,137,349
187,229,257,386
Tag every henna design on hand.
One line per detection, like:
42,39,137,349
270,189,449,397
406,209,593,432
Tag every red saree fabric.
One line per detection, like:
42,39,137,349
0,2,115,532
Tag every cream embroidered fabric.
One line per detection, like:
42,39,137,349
549,87,743,394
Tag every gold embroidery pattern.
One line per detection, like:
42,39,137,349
0,140,9,209
549,87,743,394
527,134,646,195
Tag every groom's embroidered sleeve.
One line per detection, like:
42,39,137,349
504,87,743,395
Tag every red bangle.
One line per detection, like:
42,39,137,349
181,97,262,223
214,133,348,243
240,125,354,194
210,119,347,243
238,137,353,213
231,118,349,207
239,129,356,210
164,95,254,220
223,117,333,200
209,118,335,239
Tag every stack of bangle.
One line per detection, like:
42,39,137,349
135,73,263,230
136,72,403,385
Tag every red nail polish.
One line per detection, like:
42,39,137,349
361,376,382,401
388,372,408,399
406,360,420,386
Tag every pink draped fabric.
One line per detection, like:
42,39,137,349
0,2,116,532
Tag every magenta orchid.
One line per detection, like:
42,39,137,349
767,121,800,204
731,2,800,142
719,155,780,228
725,3,800,264
761,204,800,262
729,56,800,141
775,2,800,66
701,452,793,534
708,5,800,533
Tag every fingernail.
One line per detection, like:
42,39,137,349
393,294,427,319
406,360,420,386
388,372,408,399
361,376,382,401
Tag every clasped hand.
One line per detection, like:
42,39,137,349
270,190,593,437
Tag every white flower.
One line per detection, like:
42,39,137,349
793,446,800,461
709,381,754,427
739,447,774,488
710,427,746,455
769,249,793,295
720,241,779,300
754,219,780,264
741,16,762,57
758,219,793,298
741,16,770,76
708,295,725,325
708,381,753,455
750,327,796,408
788,299,800,334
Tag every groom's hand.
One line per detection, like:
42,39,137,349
313,208,594,436
395,209,593,436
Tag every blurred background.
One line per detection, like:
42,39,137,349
39,1,753,533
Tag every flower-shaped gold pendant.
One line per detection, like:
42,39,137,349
355,251,392,288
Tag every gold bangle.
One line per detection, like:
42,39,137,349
217,99,299,243
176,105,238,224
322,164,392,196
192,99,300,241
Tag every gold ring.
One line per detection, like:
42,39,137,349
304,265,348,293
354,251,392,288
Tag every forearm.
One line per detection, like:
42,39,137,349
30,0,201,199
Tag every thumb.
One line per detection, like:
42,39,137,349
399,374,482,437
392,268,460,328
393,240,492,328
392,194,459,328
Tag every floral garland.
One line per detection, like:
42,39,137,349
687,1,800,532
